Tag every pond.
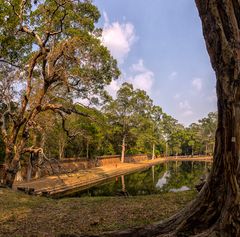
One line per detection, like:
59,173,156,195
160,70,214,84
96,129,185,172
65,161,211,198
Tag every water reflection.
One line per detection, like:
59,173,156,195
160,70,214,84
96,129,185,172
66,161,211,197
156,171,170,188
169,186,190,192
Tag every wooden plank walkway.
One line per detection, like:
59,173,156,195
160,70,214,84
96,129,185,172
14,156,212,197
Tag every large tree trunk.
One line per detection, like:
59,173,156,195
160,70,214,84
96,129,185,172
97,1,240,236
4,149,21,188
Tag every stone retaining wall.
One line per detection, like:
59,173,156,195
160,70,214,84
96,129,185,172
21,154,151,180
97,155,121,166
125,154,150,163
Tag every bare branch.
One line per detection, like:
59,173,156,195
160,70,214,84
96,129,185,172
19,51,42,118
9,0,21,19
20,26,44,48
44,10,68,45
0,59,21,68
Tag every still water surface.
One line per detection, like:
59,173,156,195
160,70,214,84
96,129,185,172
66,161,211,197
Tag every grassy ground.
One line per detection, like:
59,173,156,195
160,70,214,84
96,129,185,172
0,188,196,237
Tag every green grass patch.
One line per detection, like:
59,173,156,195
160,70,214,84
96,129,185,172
0,188,196,237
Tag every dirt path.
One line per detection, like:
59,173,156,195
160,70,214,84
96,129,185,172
14,157,212,197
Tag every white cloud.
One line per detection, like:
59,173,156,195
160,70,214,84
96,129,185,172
106,80,120,98
192,78,203,91
174,93,181,100
169,71,178,80
129,72,154,93
102,12,137,64
179,100,193,117
128,59,154,93
131,59,146,73
179,100,191,110
182,110,194,117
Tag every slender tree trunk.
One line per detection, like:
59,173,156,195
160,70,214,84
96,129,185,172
121,135,126,163
121,175,125,192
27,156,32,182
86,140,89,159
165,142,168,157
152,143,155,160
152,166,155,184
58,138,65,160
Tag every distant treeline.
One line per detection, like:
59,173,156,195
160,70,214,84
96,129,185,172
0,83,216,161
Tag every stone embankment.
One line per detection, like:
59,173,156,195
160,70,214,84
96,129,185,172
14,156,212,197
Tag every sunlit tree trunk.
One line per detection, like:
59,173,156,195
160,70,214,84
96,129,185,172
15,163,23,182
121,175,126,192
86,140,89,159
4,145,23,187
165,142,168,157
121,135,126,163
152,143,155,160
58,137,65,160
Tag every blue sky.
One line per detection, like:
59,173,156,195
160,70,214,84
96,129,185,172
94,0,217,126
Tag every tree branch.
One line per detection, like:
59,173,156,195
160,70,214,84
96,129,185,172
44,10,68,45
0,59,21,68
20,26,44,48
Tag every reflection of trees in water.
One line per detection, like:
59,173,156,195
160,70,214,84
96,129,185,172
119,164,166,195
71,161,212,197
152,166,155,184
159,161,211,192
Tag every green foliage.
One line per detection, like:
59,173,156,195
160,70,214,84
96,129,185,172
103,83,163,156
0,0,120,168
41,80,217,159
0,1,217,161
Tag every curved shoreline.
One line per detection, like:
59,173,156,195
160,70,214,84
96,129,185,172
15,156,212,197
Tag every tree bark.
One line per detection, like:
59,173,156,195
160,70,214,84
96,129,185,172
121,135,126,163
86,140,89,160
165,142,168,157
4,149,21,188
152,143,156,160
58,133,65,160
27,156,32,182
14,159,23,182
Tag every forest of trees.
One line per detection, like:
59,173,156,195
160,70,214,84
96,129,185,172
0,0,239,236
0,0,240,237
0,80,217,162
0,0,217,187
